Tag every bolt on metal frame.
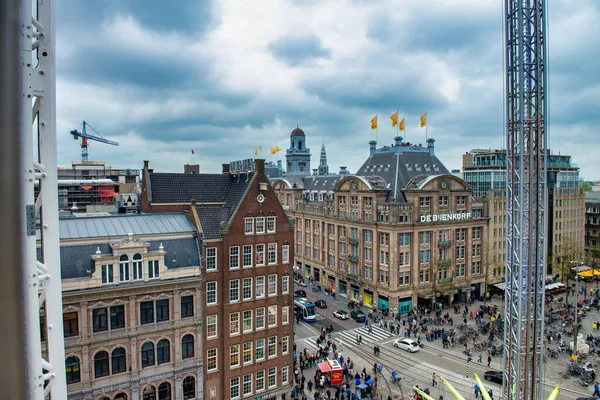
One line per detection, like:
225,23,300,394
502,0,548,399
20,0,67,398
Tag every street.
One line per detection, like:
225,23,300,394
293,281,600,399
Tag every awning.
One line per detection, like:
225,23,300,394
418,293,435,299
578,269,600,278
493,283,506,291
459,286,473,292
572,265,591,272
318,362,331,373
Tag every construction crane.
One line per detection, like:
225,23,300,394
69,120,119,161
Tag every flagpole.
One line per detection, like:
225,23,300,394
376,113,378,145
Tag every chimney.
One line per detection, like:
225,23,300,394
339,166,347,176
369,140,377,155
143,160,149,169
394,136,403,146
426,138,435,155
222,163,230,174
184,164,200,174
255,158,265,174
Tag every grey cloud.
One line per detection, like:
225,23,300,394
267,34,331,67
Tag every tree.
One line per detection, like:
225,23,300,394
579,182,593,192
551,237,584,305
481,243,502,295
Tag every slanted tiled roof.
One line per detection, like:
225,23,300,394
149,173,235,203
301,175,341,192
38,238,201,280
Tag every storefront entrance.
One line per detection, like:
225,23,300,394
338,280,347,297
350,284,360,301
313,268,321,283
397,296,412,315
377,295,389,312
363,289,373,307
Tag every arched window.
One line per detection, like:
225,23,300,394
141,342,155,368
181,335,194,359
111,347,126,374
65,356,80,384
158,382,171,400
142,386,156,400
114,393,128,400
182,376,195,399
157,339,170,364
119,255,130,281
132,253,143,280
94,351,109,378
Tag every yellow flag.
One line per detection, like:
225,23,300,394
399,117,405,132
254,148,258,156
259,146,263,152
390,111,398,127
275,145,281,152
270,147,276,155
420,112,427,127
370,115,378,130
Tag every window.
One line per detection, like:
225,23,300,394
111,347,126,374
157,339,170,365
94,351,109,378
282,336,289,354
256,338,265,361
398,271,410,286
230,345,240,368
207,348,217,372
456,264,466,277
119,255,130,282
455,228,466,242
63,312,78,337
181,295,194,318
141,342,155,368
255,370,266,392
243,310,253,332
419,250,430,265
230,312,240,335
230,377,240,399
379,270,389,285
132,254,143,280
243,278,252,300
230,246,240,269
256,244,265,266
268,243,277,264
268,366,277,388
282,245,290,264
206,315,217,338
182,335,194,359
206,281,217,305
419,268,431,283
267,274,277,296
364,230,373,243
140,302,154,325
156,299,169,322
256,276,265,298
243,373,253,396
147,260,159,279
456,196,466,206
267,216,276,233
65,356,81,384
110,305,125,329
456,246,465,260
243,245,253,267
268,336,277,358
93,308,108,332
206,248,217,271
282,366,289,385
230,279,240,303
419,231,431,245
419,197,431,207
256,307,265,330
379,250,389,266
439,196,448,206
282,306,290,325
243,341,253,364
245,217,254,235
268,305,277,327
472,261,481,275
472,227,482,240
379,233,389,246
256,217,265,234
183,376,195,400
101,264,114,284
399,252,410,267
158,382,171,400
472,244,481,257
398,233,411,247
282,275,290,294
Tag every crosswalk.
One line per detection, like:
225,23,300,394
297,326,397,352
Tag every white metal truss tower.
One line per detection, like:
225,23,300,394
502,0,548,399
20,0,68,398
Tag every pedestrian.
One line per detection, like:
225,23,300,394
432,372,437,386
593,381,600,397
487,353,492,367
474,384,481,398
488,389,494,400
478,351,483,363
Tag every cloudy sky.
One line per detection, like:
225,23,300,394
55,0,600,180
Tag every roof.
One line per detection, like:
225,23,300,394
41,238,200,280
58,213,196,240
291,127,305,137
356,141,450,201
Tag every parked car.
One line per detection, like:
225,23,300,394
350,310,366,322
484,370,503,384
294,279,307,287
314,300,327,309
294,289,307,297
333,310,349,320
393,338,420,353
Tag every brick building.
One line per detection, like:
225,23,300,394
50,213,203,400
141,159,295,400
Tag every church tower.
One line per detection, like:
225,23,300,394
318,141,329,175
286,126,311,176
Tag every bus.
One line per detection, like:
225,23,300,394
294,298,316,323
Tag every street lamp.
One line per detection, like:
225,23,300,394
571,260,583,361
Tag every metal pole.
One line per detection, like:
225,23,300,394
574,274,579,360
0,0,28,398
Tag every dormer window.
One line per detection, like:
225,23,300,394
406,163,412,171
415,163,421,171
433,164,439,171
424,164,430,171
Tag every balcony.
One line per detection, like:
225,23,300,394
348,255,359,262
438,259,452,266
438,240,452,247
348,237,359,245
347,272,360,281
437,277,454,285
